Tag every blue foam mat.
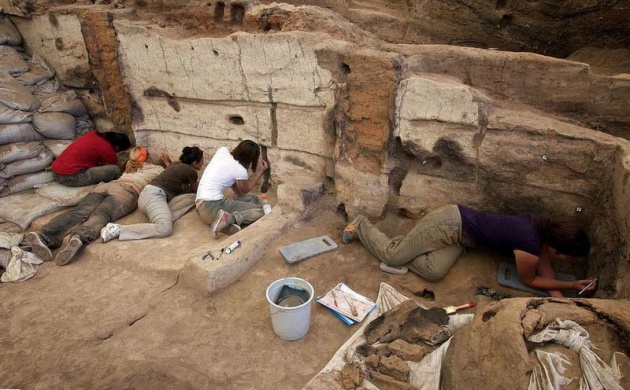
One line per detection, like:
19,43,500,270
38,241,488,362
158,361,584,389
279,236,338,264
497,261,577,297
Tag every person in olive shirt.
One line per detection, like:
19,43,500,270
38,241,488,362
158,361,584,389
100,146,204,242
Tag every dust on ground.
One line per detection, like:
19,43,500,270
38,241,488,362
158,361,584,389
1,196,547,389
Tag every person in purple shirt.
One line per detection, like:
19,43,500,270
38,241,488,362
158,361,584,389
342,204,595,297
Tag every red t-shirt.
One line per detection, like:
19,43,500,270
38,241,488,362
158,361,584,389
52,130,118,175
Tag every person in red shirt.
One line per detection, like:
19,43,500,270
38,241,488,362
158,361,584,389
51,130,131,187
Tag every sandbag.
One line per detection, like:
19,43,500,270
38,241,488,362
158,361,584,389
75,115,94,136
32,112,76,139
0,248,10,269
0,103,32,124
0,220,22,233
0,141,45,164
0,73,37,111
0,15,22,46
31,78,60,99
35,181,95,207
42,139,72,157
16,54,55,86
0,123,43,145
0,191,64,230
0,148,54,178
38,90,86,117
0,170,55,197
0,46,28,76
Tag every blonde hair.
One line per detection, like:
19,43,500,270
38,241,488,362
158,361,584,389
125,146,147,173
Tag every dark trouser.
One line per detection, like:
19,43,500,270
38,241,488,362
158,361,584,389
39,182,138,247
53,165,121,187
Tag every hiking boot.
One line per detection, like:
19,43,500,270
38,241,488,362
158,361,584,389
342,215,365,244
211,210,231,238
23,232,52,262
100,223,121,243
55,235,83,266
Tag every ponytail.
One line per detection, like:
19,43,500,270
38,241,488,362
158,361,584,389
179,146,203,165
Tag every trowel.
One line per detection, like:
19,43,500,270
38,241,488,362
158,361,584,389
442,301,476,314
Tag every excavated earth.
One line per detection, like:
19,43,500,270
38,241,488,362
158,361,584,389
1,0,630,389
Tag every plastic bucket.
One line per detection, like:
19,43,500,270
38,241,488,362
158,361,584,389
266,277,314,340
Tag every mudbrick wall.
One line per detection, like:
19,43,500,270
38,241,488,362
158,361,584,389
2,0,629,298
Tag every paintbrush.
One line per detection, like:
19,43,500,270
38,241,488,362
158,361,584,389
442,301,476,314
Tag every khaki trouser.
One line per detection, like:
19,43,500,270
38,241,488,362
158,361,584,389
356,205,464,281
196,195,264,226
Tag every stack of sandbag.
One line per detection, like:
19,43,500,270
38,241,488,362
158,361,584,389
0,13,93,198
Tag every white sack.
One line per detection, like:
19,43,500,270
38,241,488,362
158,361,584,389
0,248,10,269
0,73,37,111
0,191,64,231
0,232,23,249
31,78,60,99
0,148,54,178
0,46,28,76
75,114,94,136
304,283,474,390
0,221,22,233
35,181,95,207
0,141,45,164
16,54,55,86
527,318,625,390
0,123,43,145
0,104,32,125
0,15,22,45
42,140,72,157
0,246,43,283
0,170,55,197
32,112,76,139
38,90,86,117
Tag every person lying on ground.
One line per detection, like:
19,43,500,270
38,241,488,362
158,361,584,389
51,130,131,187
342,204,595,297
100,146,204,242
20,147,179,266
195,140,269,238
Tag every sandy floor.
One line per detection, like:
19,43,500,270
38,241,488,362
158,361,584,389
1,197,544,389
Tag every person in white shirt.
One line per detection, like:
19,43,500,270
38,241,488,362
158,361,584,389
196,140,269,237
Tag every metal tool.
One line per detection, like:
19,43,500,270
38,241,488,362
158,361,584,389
578,278,597,295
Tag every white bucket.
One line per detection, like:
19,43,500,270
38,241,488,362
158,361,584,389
266,277,314,340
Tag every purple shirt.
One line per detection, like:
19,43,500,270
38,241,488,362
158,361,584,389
458,205,542,258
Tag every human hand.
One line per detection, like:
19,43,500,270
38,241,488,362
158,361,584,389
160,153,172,167
575,279,597,293
257,158,269,173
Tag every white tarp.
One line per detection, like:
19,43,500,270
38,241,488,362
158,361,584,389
527,318,626,390
303,282,474,390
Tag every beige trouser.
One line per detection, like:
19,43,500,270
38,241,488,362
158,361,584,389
356,205,464,281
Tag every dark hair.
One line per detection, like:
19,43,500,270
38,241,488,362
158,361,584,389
99,132,131,152
179,146,204,165
231,140,260,171
535,217,590,257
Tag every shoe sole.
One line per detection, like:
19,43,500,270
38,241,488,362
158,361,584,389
25,233,53,262
211,211,228,238
55,237,82,266
223,224,241,236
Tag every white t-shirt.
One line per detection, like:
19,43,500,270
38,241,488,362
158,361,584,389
196,147,248,202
